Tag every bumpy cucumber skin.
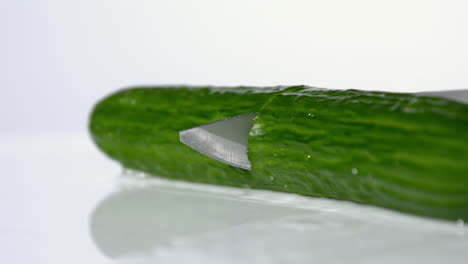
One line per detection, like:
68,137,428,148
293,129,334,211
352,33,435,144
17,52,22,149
90,86,282,186
249,87,468,220
90,86,468,220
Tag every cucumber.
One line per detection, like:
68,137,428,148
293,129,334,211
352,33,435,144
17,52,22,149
89,86,468,220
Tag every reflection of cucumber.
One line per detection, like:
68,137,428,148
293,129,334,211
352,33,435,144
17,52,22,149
90,86,468,220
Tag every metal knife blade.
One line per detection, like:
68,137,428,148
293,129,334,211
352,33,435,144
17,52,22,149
179,112,258,170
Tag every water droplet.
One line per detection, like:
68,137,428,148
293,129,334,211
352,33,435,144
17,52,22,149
122,168,132,175
351,168,358,175
308,113,315,117
307,155,311,159
249,123,265,136
457,219,464,227
136,171,147,178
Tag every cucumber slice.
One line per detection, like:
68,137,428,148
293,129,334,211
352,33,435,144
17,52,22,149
89,86,468,220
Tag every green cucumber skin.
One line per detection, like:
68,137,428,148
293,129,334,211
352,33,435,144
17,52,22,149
250,87,468,220
90,86,468,220
90,86,281,186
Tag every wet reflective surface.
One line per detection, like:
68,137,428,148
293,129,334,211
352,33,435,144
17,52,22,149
91,176,468,264
1,134,467,264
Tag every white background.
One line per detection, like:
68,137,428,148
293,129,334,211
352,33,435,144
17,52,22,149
1,1,468,263
2,0,468,134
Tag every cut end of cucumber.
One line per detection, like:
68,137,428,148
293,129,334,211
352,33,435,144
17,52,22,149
179,112,258,170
